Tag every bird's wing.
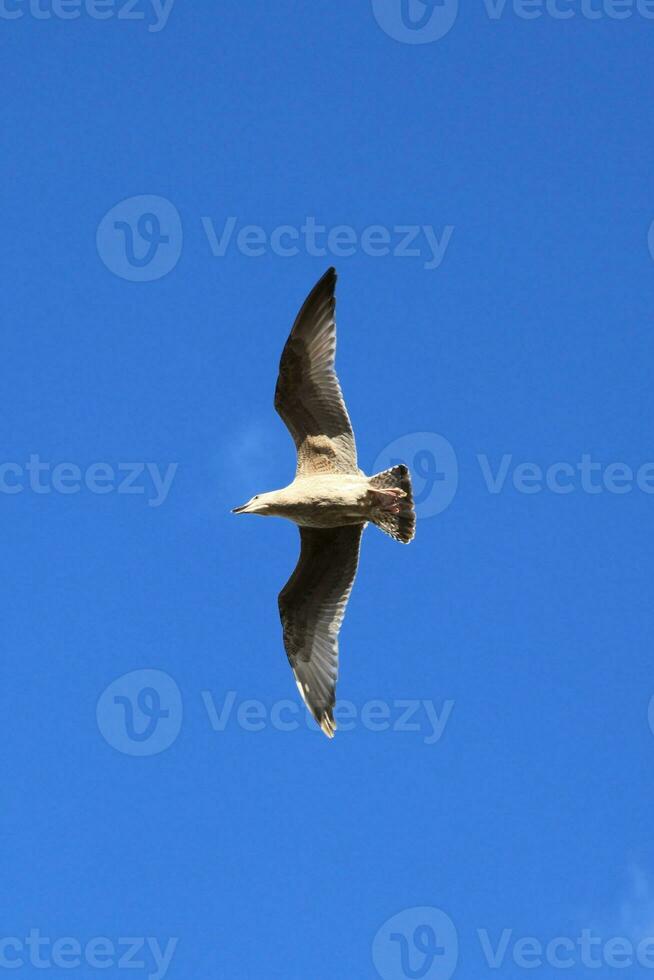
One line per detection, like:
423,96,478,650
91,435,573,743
278,523,364,737
274,267,359,476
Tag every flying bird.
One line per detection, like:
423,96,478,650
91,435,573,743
232,268,415,737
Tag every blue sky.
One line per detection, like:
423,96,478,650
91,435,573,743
2,1,654,978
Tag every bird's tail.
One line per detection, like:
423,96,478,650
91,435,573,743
369,464,416,544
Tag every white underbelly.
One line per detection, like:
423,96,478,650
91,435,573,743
287,474,369,528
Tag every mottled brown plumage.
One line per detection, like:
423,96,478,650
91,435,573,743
233,268,415,737
274,267,358,476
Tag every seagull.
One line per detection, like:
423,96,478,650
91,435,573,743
232,268,415,738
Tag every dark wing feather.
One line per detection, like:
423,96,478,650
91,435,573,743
274,267,358,475
278,524,364,737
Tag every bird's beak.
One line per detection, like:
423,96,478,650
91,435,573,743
231,503,248,514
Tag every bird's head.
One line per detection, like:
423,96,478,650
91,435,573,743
231,491,277,516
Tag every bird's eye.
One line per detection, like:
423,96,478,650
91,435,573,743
254,495,259,500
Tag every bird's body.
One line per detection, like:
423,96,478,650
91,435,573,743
233,268,416,737
236,473,384,527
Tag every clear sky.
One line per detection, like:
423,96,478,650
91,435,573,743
2,2,654,978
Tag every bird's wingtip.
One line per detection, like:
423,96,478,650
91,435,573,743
319,712,337,739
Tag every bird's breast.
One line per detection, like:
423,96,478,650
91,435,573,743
282,475,369,528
